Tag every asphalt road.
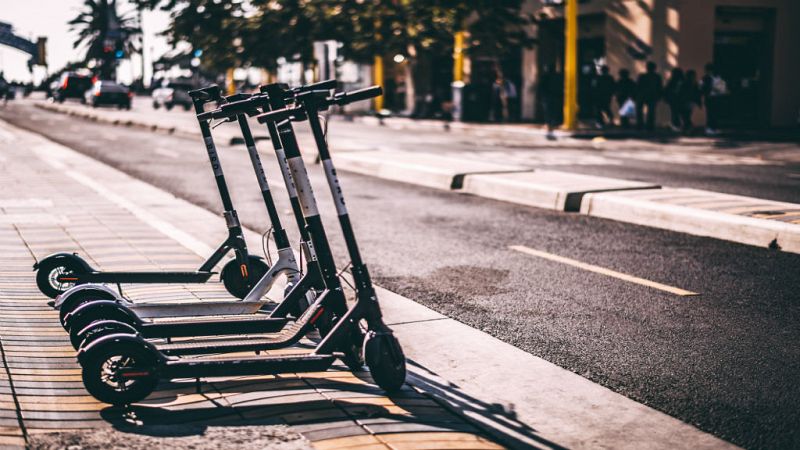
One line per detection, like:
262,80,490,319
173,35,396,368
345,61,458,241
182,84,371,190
2,101,799,449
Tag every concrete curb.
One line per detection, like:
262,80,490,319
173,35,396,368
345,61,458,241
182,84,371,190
335,149,528,190
35,102,185,136
461,170,660,212
581,188,800,253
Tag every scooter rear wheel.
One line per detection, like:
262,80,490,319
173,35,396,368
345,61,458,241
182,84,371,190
36,258,85,299
58,289,117,328
81,341,158,405
74,320,138,350
220,256,269,299
364,331,406,392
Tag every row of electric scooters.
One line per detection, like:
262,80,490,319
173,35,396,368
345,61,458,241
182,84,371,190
32,80,406,406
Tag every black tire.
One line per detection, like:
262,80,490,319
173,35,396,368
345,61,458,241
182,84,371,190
165,103,173,111
74,321,138,351
36,258,86,299
284,283,313,318
220,256,269,299
67,303,135,345
182,103,191,111
81,341,158,405
364,331,406,392
58,289,116,328
152,101,159,110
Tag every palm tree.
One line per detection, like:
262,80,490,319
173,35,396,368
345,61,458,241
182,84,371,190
69,0,141,79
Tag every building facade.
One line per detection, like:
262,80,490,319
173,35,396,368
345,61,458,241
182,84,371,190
520,0,800,127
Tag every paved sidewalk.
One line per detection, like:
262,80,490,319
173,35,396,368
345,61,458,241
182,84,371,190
0,121,504,449
0,118,743,449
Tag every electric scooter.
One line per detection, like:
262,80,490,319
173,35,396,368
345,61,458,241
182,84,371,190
64,82,340,349
34,86,265,299
76,86,406,406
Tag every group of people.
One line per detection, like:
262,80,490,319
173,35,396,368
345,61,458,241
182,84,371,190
539,62,727,135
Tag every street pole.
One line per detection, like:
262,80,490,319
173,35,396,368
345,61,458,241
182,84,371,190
373,55,384,111
563,0,578,130
451,30,465,122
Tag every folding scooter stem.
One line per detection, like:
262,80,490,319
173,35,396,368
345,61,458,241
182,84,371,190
76,86,405,407
261,85,351,323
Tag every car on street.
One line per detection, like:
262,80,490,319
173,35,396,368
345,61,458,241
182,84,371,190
51,72,93,103
151,79,193,110
83,80,132,109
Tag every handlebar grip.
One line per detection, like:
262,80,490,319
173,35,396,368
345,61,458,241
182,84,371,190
255,106,297,124
188,85,221,102
219,95,268,116
296,79,336,94
341,85,382,105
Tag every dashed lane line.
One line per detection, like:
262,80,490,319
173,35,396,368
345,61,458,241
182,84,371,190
509,245,700,297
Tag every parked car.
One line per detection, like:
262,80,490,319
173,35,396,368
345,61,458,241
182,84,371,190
52,72,93,103
83,80,132,109
152,80,193,110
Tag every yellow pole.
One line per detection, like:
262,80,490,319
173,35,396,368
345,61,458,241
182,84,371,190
453,31,465,83
563,0,578,130
373,55,384,111
225,68,235,95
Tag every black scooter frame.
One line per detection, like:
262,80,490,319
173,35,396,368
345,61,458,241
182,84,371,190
76,85,405,406
34,86,261,299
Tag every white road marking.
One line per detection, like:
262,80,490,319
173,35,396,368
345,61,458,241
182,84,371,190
509,245,699,297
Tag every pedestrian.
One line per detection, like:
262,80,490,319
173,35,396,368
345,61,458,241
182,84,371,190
679,69,701,133
664,68,685,132
701,63,726,135
592,65,615,128
504,78,519,122
615,69,636,128
491,73,506,122
538,65,562,139
636,61,663,131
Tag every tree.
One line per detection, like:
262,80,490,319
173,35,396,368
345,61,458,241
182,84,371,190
69,0,141,79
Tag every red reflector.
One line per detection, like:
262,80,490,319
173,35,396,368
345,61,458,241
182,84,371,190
310,308,325,324
121,371,151,378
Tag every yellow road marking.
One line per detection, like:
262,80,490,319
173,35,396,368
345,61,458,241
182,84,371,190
509,245,699,297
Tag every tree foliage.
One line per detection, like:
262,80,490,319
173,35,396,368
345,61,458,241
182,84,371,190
134,0,533,74
69,0,141,78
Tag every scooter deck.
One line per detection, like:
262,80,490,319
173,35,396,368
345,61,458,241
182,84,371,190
74,271,215,284
158,353,337,378
141,315,291,339
155,300,323,356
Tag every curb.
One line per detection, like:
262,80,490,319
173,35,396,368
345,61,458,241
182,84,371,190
581,188,800,253
461,170,660,212
36,102,184,136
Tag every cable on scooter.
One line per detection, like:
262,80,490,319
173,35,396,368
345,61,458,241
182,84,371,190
261,226,274,267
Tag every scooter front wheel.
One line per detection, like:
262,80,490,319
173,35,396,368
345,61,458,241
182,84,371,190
35,257,86,299
220,256,269,299
364,330,406,392
81,341,158,406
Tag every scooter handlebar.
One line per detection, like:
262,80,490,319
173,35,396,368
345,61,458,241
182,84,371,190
255,106,300,124
333,85,382,106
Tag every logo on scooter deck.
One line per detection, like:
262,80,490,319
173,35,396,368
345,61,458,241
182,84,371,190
204,137,223,176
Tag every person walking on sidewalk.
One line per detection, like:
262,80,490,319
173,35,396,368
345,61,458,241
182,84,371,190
701,63,726,135
592,65,615,128
537,65,562,139
679,69,701,133
616,69,636,128
664,68,685,132
636,62,663,132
